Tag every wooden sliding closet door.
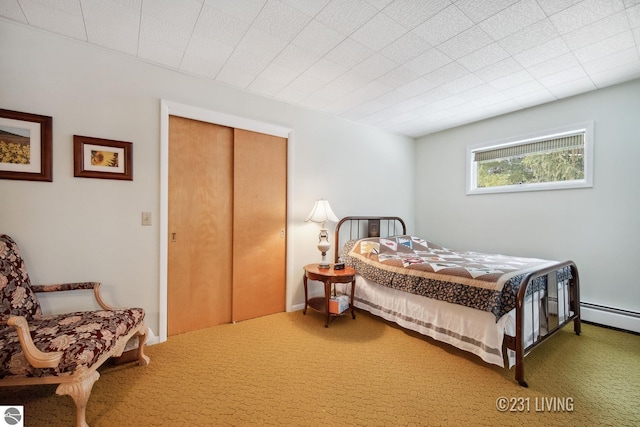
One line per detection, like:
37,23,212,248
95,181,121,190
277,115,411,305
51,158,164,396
232,129,287,322
168,116,233,336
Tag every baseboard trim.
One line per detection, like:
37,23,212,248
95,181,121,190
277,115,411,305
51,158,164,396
580,302,640,334
291,303,305,312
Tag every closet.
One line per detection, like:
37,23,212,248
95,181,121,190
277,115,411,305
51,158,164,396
167,115,286,336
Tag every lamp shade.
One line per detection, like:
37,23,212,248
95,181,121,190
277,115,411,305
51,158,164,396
305,199,339,224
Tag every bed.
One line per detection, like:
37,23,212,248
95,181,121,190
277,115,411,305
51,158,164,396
333,216,580,387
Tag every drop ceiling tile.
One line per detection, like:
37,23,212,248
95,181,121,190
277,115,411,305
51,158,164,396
479,0,547,41
352,53,399,81
628,4,640,27
511,88,557,108
404,49,452,75
395,77,438,96
549,0,625,35
216,48,271,87
456,83,504,102
581,47,640,75
365,0,394,10
562,11,629,50
315,0,379,35
379,31,432,63
280,0,331,16
441,73,485,94
327,68,371,92
249,62,299,96
375,88,415,106
546,77,597,98
138,15,193,67
381,0,451,29
284,58,348,95
238,27,288,59
526,53,580,79
386,96,428,115
323,37,374,68
535,0,582,15
375,65,420,89
454,0,519,23
0,0,27,23
82,0,141,55
345,80,393,105
180,34,233,77
273,43,321,74
573,31,635,63
302,90,337,111
252,0,311,42
436,26,493,60
588,59,640,87
424,61,469,86
357,107,395,126
204,0,265,24
276,86,310,104
412,4,473,46
514,37,570,68
428,95,467,113
142,0,202,28
538,66,588,87
291,19,344,57
341,100,388,121
488,69,535,90
497,18,560,55
474,57,523,82
457,43,510,72
18,0,86,40
194,4,249,47
351,12,407,50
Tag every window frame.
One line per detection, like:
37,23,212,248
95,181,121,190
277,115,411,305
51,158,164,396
465,122,594,195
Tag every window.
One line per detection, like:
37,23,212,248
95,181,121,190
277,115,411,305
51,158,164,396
466,122,594,195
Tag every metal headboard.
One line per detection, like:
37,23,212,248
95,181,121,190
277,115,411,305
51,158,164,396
334,216,407,262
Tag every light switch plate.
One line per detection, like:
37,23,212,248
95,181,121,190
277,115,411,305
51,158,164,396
141,211,152,226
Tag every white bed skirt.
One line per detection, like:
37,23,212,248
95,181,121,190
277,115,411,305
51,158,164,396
335,276,544,368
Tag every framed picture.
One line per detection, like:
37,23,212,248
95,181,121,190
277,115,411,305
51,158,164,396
74,135,133,180
368,219,380,237
0,109,53,181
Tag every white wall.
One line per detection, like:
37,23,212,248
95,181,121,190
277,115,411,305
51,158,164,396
0,21,415,338
415,79,640,332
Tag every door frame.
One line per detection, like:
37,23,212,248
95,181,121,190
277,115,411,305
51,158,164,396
159,100,293,342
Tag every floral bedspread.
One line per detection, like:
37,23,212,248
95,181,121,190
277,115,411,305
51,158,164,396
344,236,568,320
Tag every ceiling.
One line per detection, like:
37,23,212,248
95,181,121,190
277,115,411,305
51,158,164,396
2,0,640,137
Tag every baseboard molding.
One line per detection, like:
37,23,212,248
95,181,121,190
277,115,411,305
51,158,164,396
291,303,305,312
580,302,640,334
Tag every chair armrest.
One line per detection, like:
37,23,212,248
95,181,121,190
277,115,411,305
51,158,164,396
7,316,64,369
32,282,118,310
31,282,99,293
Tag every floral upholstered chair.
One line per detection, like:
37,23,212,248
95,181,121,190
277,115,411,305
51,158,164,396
0,234,150,427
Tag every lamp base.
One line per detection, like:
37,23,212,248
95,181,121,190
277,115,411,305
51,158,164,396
318,263,330,269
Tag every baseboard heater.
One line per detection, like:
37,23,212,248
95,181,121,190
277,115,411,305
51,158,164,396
580,301,640,334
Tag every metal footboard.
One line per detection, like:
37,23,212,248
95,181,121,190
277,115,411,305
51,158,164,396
505,260,581,387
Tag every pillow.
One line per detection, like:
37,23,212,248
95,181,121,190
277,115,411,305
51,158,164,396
0,235,42,321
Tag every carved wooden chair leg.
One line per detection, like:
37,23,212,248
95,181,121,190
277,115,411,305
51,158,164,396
56,369,100,427
136,327,151,366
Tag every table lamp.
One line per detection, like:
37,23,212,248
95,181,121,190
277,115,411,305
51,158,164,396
305,199,338,269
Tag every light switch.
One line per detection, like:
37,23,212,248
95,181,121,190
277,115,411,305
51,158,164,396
141,212,152,226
